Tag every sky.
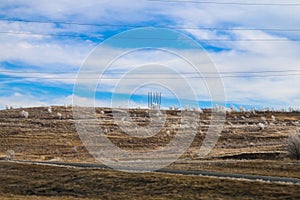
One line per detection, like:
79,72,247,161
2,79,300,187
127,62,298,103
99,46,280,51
1,0,300,110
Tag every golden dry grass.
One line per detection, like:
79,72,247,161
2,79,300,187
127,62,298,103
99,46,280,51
1,106,299,162
0,161,299,200
169,159,300,178
1,107,300,199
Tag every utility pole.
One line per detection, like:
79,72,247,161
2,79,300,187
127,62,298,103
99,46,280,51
148,92,161,109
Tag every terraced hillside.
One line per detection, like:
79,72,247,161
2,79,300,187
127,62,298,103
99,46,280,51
0,106,299,162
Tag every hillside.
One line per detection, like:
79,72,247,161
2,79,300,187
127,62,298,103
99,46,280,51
0,106,299,162
1,106,300,199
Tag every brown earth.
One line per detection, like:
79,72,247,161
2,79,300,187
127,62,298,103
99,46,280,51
0,161,300,200
0,106,300,199
0,106,299,162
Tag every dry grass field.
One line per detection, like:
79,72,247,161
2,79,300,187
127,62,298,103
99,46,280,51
0,161,300,200
0,106,299,199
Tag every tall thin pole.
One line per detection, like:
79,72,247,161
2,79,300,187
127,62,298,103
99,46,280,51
159,92,161,109
148,92,150,109
148,91,162,109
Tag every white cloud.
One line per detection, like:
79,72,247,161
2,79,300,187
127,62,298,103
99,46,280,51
0,93,45,109
1,1,300,108
0,33,93,69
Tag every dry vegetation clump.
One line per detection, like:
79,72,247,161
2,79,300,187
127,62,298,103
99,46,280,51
6,150,15,160
287,131,300,160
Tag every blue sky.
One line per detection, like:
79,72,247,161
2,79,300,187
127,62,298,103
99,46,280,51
1,0,300,110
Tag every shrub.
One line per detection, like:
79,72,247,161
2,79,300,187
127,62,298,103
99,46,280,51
287,131,300,160
57,112,62,119
6,150,15,160
20,110,29,118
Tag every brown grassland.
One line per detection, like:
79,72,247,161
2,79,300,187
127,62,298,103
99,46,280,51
0,106,299,199
0,161,300,200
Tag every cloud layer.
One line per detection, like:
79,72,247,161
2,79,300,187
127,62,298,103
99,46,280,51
1,0,300,109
